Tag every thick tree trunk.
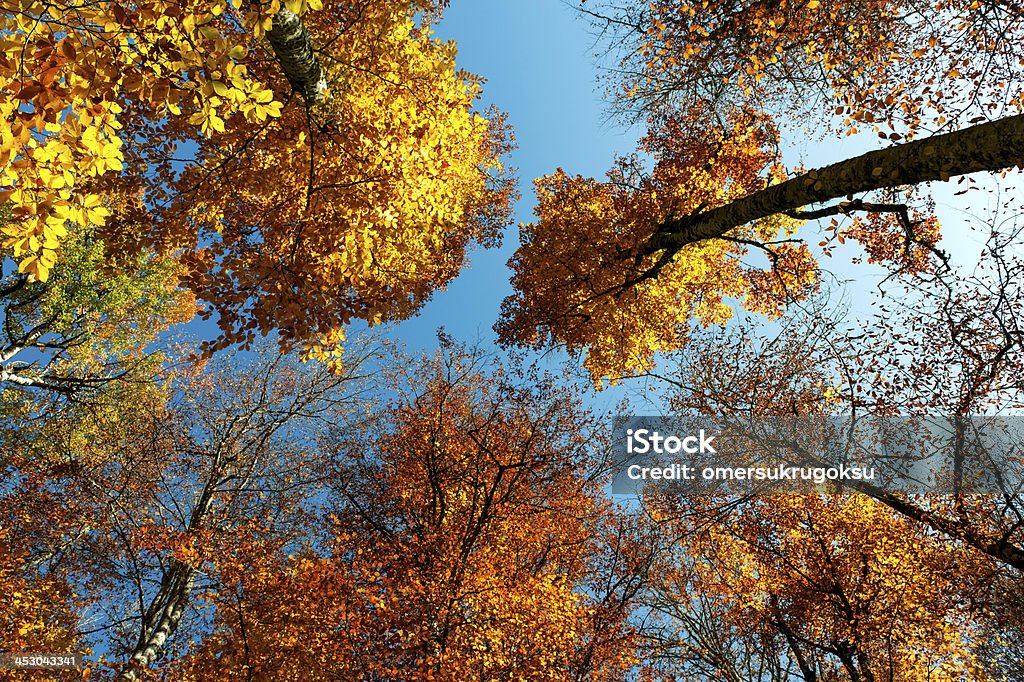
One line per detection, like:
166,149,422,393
651,113,1024,250
265,8,329,104
117,462,223,679
117,564,197,681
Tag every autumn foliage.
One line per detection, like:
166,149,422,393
599,0,1024,135
4,0,1024,679
499,108,816,383
503,0,1024,384
2,0,514,350
162,351,639,681
2,346,645,680
644,493,995,681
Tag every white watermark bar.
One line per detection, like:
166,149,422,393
0,653,84,670
611,415,1024,495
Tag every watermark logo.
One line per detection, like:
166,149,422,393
626,428,716,455
611,415,1024,496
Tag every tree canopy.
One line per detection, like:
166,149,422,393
500,0,1024,383
3,0,1024,679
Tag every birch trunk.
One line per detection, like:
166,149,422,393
265,7,329,104
117,565,197,681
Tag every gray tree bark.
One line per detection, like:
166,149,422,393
648,113,1024,253
265,7,329,105
117,455,224,680
117,566,197,681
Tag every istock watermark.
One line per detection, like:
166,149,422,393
611,415,1024,495
625,428,717,455
626,463,877,484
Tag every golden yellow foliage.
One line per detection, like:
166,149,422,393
0,0,287,281
649,493,992,680
2,0,514,349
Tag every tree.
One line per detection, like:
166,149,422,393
2,0,514,348
655,222,1024,574
6,2,1024,679
162,348,644,681
0,224,193,399
498,0,1024,383
1,344,648,680
583,0,1024,135
641,493,995,681
499,107,816,383
0,526,82,679
619,207,1024,680
0,340,376,680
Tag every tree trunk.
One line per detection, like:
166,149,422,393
117,564,197,681
265,8,329,104
650,113,1024,251
117,452,223,679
